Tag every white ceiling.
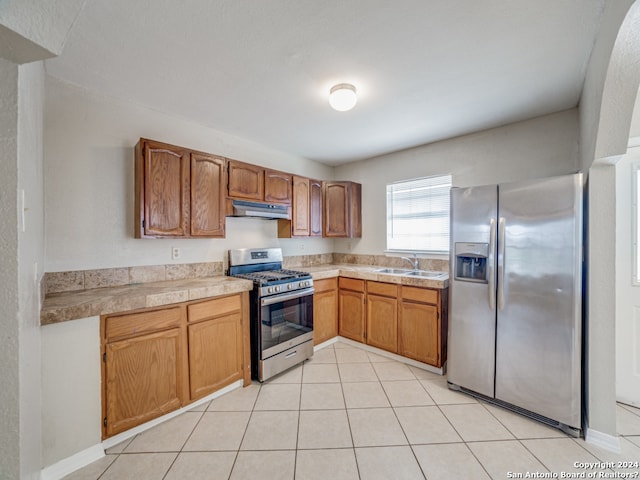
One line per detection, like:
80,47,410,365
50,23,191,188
45,0,606,165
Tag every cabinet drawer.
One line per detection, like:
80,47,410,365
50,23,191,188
339,277,365,292
105,307,183,342
401,286,439,305
367,281,398,298
314,277,337,293
188,294,241,323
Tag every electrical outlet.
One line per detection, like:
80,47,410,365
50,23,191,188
171,247,181,260
299,243,305,251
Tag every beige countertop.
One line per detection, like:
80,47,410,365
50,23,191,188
40,276,254,325
41,264,448,325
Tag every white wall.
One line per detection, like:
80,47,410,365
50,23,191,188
18,61,45,479
630,87,640,140
0,57,21,480
581,0,640,440
41,318,101,467
616,149,640,405
44,77,334,273
334,109,579,255
0,58,46,480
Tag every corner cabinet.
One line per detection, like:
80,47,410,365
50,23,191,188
323,181,362,238
101,292,250,439
135,138,226,238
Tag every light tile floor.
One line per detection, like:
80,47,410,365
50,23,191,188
66,340,640,480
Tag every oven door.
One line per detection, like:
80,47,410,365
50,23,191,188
260,287,314,359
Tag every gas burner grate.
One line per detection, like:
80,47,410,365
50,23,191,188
233,269,311,286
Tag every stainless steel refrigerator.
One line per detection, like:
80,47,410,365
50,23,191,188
447,172,583,435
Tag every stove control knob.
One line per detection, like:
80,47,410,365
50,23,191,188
287,284,292,290
275,285,281,293
298,281,304,288
267,287,273,294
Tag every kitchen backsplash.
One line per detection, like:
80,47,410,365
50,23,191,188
44,253,449,294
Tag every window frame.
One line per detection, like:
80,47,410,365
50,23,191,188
385,174,452,255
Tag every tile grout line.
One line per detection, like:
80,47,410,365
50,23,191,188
334,345,363,480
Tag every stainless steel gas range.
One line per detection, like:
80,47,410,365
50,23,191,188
228,248,314,382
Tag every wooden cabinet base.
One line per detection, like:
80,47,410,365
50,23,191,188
101,292,250,439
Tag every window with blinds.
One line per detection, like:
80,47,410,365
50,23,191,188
386,174,452,253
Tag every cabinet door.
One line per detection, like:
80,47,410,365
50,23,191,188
292,175,310,236
324,182,350,237
338,288,366,343
139,140,190,237
349,182,362,238
309,179,323,237
191,153,225,237
188,312,243,400
265,169,292,204
228,160,264,200
104,328,183,437
399,301,440,366
366,282,398,353
313,278,338,345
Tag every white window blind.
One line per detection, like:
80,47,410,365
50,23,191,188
386,174,452,253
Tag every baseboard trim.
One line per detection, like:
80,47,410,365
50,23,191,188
585,427,621,453
314,337,339,350
40,444,105,480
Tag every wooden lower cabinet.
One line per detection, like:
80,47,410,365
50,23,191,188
313,278,338,345
101,292,250,439
338,278,366,342
336,278,447,368
187,296,245,400
103,307,187,438
398,286,447,367
366,282,398,353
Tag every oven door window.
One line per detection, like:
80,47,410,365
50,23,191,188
261,293,313,353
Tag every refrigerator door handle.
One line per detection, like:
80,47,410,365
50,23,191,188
488,217,496,310
497,216,506,310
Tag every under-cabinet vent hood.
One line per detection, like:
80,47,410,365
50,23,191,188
230,199,290,220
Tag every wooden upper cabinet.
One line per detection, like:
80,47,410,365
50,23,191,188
227,159,264,201
135,138,225,238
190,153,225,237
136,139,190,237
324,181,362,238
309,179,323,237
278,176,322,238
264,169,292,205
291,176,310,236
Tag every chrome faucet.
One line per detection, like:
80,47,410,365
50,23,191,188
401,253,419,270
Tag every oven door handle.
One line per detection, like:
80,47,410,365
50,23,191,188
260,287,315,306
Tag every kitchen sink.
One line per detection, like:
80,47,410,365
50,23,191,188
374,268,414,274
406,270,448,279
374,268,447,279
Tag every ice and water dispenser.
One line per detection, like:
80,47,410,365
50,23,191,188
454,242,489,283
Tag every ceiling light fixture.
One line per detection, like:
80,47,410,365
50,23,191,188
329,83,357,112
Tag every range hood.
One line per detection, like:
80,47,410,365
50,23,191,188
230,199,290,220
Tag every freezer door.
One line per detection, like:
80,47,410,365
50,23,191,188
495,173,582,428
448,184,498,398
